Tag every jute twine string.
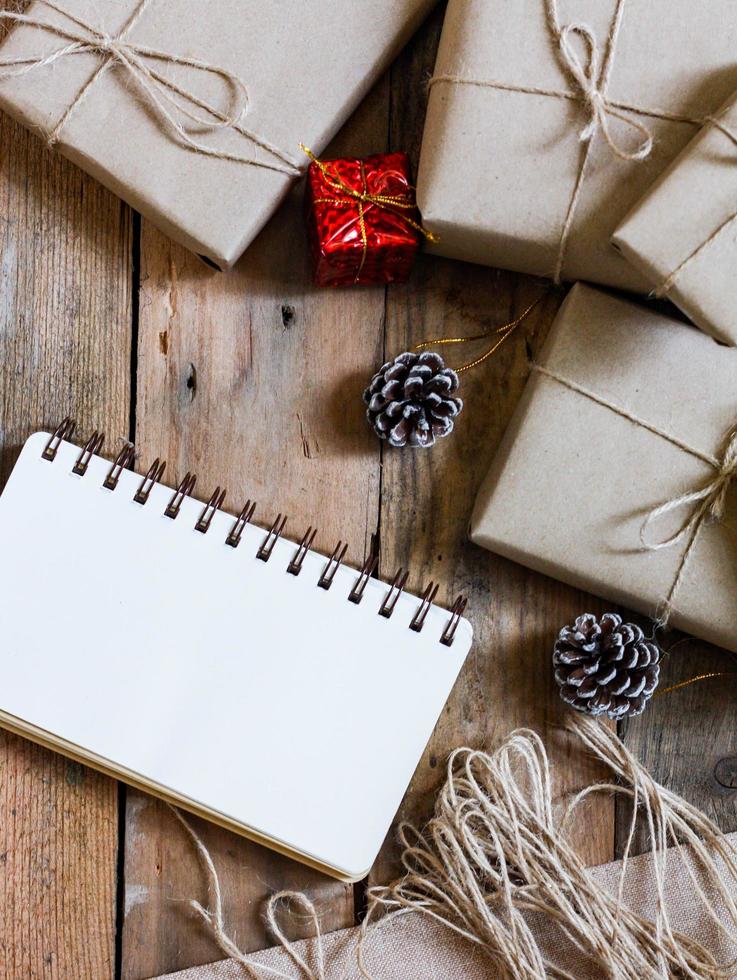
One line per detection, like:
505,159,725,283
172,718,737,979
361,718,737,980
427,0,708,284
532,362,737,626
0,0,300,174
169,805,327,980
652,116,737,299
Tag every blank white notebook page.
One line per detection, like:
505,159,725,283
0,433,472,879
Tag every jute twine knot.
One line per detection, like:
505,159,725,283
0,0,301,173
427,0,712,283
556,20,652,161
641,426,737,552
532,363,737,626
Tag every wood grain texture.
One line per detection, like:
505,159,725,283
0,3,735,977
370,7,615,886
372,262,616,881
616,634,737,856
0,111,132,978
119,80,390,980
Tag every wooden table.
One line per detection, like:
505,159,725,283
1,8,735,978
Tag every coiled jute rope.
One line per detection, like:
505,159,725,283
172,715,737,979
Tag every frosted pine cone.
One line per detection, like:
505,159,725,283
554,613,660,719
363,351,463,448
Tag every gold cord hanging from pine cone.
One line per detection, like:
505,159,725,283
363,292,547,449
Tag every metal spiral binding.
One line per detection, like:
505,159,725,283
257,514,287,561
226,500,256,547
318,541,347,590
287,526,317,575
440,596,468,647
348,554,378,604
134,458,166,504
73,431,105,475
379,568,409,619
410,582,439,632
40,420,468,645
165,472,197,518
195,487,226,533
103,443,135,489
42,418,75,460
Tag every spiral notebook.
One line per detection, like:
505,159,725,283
0,425,472,881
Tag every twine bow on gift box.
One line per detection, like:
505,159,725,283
428,0,718,284
301,144,437,280
639,424,737,625
553,17,652,163
0,0,301,175
640,427,737,552
533,363,737,627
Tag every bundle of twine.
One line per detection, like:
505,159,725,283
174,716,737,979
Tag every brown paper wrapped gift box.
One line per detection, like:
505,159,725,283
417,0,737,290
613,94,737,347
471,284,737,653
0,0,435,270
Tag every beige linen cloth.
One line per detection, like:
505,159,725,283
153,832,737,980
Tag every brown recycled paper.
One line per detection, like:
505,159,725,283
0,0,435,269
471,284,737,653
417,0,737,290
613,94,737,346
153,832,737,979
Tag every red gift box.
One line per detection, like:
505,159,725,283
304,150,426,287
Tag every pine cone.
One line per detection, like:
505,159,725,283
363,351,463,448
553,613,660,719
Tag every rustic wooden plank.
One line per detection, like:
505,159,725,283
120,81,389,978
617,635,737,856
372,265,615,881
0,114,132,978
370,6,615,886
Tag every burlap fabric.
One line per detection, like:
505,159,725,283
152,832,737,979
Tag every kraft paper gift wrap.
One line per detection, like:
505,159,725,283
416,0,737,290
0,0,436,270
613,96,737,346
471,284,737,653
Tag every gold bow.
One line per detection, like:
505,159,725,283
0,0,300,175
301,144,437,280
